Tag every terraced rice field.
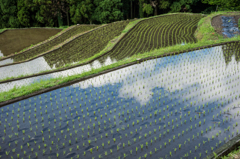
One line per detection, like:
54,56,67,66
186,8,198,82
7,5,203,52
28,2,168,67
1,41,240,159
1,12,240,159
0,25,99,65
98,14,203,62
0,28,62,57
0,20,133,80
0,55,113,92
0,14,204,82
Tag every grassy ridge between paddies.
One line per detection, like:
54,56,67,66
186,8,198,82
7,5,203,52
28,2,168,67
41,19,134,69
1,11,240,104
0,25,100,63
0,13,203,82
0,19,138,82
0,20,133,81
0,26,62,60
0,13,201,82
221,146,240,159
0,25,69,34
96,13,204,65
12,25,100,63
0,26,69,60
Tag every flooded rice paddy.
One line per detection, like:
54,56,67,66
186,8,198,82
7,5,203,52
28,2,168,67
221,16,240,38
0,25,100,66
0,14,203,79
1,41,240,158
0,20,131,67
0,42,239,93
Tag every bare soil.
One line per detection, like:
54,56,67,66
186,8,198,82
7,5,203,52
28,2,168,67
0,28,62,56
211,13,240,38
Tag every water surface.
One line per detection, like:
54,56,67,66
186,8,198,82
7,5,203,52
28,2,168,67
1,43,240,159
0,14,203,79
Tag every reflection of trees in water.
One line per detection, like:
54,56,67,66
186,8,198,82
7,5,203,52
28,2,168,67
222,42,240,66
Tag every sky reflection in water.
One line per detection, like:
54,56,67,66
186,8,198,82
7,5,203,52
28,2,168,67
1,43,240,158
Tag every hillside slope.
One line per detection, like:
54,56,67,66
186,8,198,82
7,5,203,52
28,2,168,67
0,25,99,65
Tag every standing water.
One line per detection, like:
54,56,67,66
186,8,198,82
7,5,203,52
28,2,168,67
0,42,240,159
0,50,3,58
221,16,240,38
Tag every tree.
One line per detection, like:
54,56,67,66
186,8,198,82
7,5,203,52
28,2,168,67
25,0,71,27
68,0,95,24
79,0,94,24
68,0,82,24
17,0,31,27
92,0,123,24
121,0,131,19
131,0,133,18
128,0,138,19
149,0,158,15
143,3,153,17
140,0,158,18
0,0,20,29
139,0,144,18
24,0,56,27
20,0,43,27
158,0,171,12
201,0,240,11
55,0,70,26
155,0,201,13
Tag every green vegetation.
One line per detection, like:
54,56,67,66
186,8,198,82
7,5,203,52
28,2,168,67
2,12,240,159
103,13,203,60
0,28,7,34
220,146,240,159
2,25,99,63
1,11,240,104
0,20,134,82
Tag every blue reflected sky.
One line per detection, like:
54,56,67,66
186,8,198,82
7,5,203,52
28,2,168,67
1,44,240,158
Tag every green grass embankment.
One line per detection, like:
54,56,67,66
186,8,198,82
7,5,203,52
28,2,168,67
1,11,240,103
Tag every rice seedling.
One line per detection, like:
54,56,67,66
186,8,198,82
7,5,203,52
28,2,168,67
2,27,240,159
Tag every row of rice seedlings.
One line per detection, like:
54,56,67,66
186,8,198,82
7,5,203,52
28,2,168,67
0,62,236,126
1,110,237,158
1,83,240,158
0,20,133,81
1,40,239,93
8,25,100,64
86,107,239,159
108,14,204,60
1,45,238,113
1,42,240,158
